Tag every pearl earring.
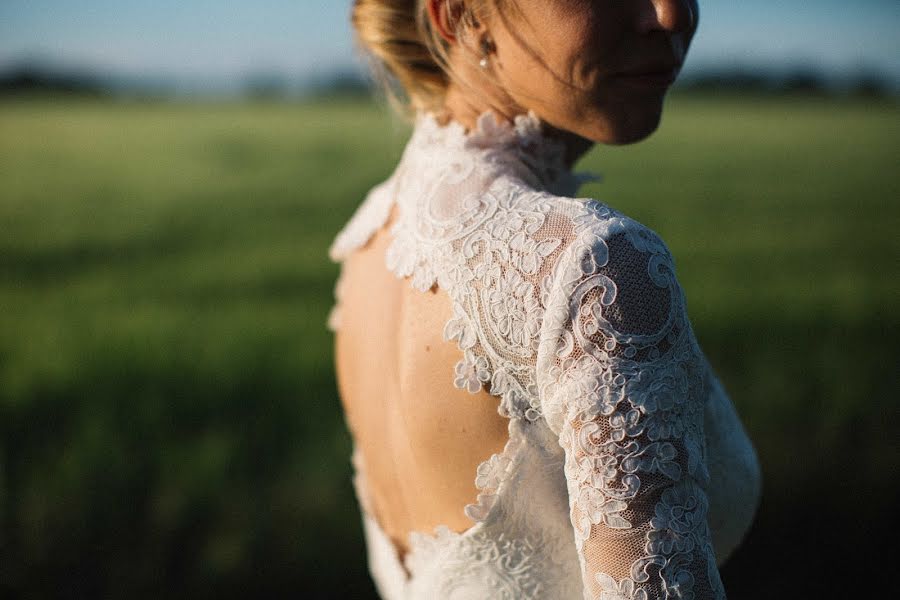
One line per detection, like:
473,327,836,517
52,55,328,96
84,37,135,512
479,37,495,69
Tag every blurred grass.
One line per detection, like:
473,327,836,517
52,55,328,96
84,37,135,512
0,95,898,598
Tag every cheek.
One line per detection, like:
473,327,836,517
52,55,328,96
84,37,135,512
495,12,605,100
525,9,624,100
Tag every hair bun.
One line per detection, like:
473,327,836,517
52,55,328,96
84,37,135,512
352,0,455,113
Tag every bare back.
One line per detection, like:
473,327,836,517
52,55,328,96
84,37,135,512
334,208,509,560
327,108,760,600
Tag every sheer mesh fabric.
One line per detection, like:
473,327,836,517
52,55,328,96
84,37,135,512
328,111,758,599
539,222,725,599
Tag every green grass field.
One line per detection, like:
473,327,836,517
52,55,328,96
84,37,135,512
1,95,898,598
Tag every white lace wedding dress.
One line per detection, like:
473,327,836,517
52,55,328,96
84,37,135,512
328,111,761,600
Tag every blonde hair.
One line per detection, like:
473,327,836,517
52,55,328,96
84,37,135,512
351,0,499,115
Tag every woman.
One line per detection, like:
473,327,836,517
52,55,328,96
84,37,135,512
328,1,761,598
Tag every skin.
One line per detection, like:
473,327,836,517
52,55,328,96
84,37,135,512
432,0,699,164
336,216,511,566
336,0,699,564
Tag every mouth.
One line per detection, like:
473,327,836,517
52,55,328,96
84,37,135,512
610,65,681,90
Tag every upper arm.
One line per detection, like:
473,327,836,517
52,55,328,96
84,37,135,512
537,210,726,599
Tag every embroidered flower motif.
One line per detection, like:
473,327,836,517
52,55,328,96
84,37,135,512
507,230,562,275
621,441,682,482
489,366,530,413
469,111,519,149
512,110,543,140
571,486,630,540
444,309,478,350
437,260,475,291
647,483,706,556
627,368,688,415
663,568,697,600
454,352,491,394
644,406,688,442
473,258,503,287
609,407,643,441
572,429,618,485
385,232,417,279
464,451,514,522
607,365,692,442
489,210,528,241
488,269,543,350
596,573,648,600
548,355,619,418
475,452,511,491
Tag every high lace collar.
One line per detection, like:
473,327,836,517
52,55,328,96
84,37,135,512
415,110,601,198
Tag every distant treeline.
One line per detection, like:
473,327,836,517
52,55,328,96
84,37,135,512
0,67,109,97
0,64,895,100
678,67,893,98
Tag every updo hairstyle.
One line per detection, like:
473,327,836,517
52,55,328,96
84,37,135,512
351,0,505,114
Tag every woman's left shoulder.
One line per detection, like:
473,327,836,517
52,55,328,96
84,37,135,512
540,194,678,279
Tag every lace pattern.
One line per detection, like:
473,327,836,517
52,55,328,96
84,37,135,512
537,209,725,599
380,112,598,423
329,109,758,599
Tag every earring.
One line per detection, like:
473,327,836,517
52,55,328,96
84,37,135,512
479,37,495,69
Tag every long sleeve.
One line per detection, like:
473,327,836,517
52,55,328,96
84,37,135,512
537,208,726,600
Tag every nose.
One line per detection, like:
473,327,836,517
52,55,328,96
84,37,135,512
636,0,696,34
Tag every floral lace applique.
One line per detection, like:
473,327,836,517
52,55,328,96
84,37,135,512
329,109,755,599
539,205,725,599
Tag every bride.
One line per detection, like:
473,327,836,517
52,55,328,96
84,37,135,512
328,1,761,598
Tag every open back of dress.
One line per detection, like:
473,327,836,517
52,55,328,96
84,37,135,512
333,208,511,562
328,112,761,600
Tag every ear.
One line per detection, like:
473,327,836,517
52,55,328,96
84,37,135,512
426,0,468,45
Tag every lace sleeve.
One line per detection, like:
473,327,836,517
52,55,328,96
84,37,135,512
537,208,726,600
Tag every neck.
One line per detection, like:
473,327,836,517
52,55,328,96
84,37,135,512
440,84,594,170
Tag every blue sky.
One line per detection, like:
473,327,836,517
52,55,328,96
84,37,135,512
1,1,897,89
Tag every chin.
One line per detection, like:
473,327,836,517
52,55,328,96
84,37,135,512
605,117,662,145
578,96,666,145
606,103,666,145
